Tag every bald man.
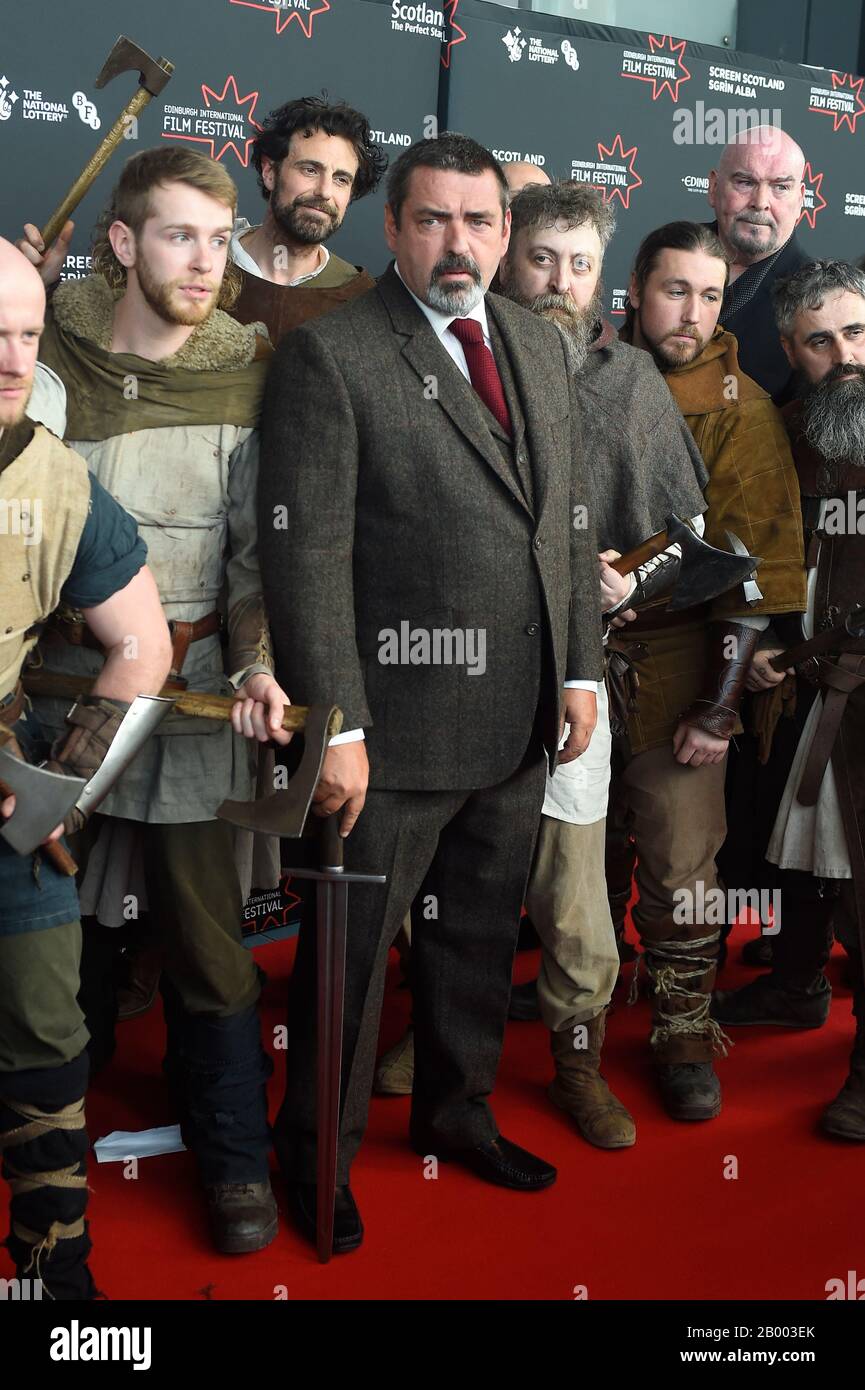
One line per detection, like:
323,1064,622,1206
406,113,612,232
503,161,552,200
707,125,811,403
0,238,171,1297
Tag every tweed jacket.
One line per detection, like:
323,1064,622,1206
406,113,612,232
259,264,604,790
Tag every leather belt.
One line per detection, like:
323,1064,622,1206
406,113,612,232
49,611,222,686
796,653,865,807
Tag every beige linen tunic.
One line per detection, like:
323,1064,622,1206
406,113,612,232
33,421,262,823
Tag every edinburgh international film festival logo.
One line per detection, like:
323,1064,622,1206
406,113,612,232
798,161,827,230
571,134,643,210
229,0,332,40
620,33,691,102
161,76,263,166
807,71,865,134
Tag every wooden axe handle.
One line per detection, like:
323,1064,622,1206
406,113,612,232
0,776,78,877
22,669,344,739
41,86,154,248
607,530,670,577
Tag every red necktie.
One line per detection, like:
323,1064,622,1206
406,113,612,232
448,316,512,438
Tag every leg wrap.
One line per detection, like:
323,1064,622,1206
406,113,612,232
641,934,731,1062
0,1054,95,1300
171,1001,273,1185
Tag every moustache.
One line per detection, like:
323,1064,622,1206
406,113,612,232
823,362,865,387
295,198,338,217
736,213,776,228
431,254,482,284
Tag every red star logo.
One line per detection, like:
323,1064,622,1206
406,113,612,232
595,134,643,210
229,0,331,40
797,162,827,230
809,71,865,133
441,0,467,69
246,875,303,936
621,33,691,103
162,75,262,166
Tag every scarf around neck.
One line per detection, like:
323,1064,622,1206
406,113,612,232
39,276,272,441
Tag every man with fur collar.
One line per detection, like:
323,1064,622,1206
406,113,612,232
32,147,291,1254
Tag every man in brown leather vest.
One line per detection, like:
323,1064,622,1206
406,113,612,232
229,95,386,343
714,260,865,1140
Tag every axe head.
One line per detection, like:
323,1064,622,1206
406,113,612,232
665,515,762,611
217,704,339,839
95,35,174,97
0,747,85,855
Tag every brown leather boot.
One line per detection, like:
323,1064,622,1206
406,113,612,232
548,1011,636,1148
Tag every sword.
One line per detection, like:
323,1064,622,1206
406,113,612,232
283,815,385,1262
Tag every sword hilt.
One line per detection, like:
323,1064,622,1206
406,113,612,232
319,813,344,873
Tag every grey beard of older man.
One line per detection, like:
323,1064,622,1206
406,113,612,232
498,280,603,373
801,363,865,478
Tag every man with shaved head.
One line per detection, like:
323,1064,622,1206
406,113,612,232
0,239,171,1296
707,124,811,403
502,161,552,200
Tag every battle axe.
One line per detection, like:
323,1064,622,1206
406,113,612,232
0,694,175,858
607,514,762,613
41,36,174,248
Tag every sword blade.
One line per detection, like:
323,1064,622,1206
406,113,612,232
315,875,348,1263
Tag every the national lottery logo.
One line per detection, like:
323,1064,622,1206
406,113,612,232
561,41,579,72
72,92,100,131
808,71,865,134
229,0,332,40
162,75,263,166
503,27,526,62
798,162,827,230
571,134,643,210
0,75,19,121
621,34,690,102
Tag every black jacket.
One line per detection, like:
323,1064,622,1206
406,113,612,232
711,227,812,405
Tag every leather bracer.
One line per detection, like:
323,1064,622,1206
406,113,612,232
680,623,760,740
604,548,682,622
45,696,129,833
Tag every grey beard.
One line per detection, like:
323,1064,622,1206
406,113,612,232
426,257,485,316
726,215,779,259
427,279,485,315
802,374,865,482
498,280,601,374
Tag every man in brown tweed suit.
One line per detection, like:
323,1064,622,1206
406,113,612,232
259,134,603,1253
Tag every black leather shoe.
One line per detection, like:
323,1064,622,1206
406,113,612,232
431,1135,557,1190
508,979,541,1022
288,1182,363,1254
712,972,831,1028
204,1180,278,1254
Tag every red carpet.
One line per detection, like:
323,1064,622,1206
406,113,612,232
2,922,862,1302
